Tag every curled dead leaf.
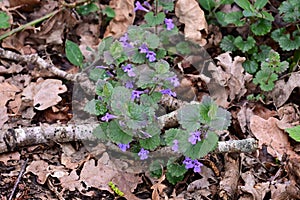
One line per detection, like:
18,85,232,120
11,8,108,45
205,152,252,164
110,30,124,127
22,78,67,110
175,0,208,46
104,0,135,38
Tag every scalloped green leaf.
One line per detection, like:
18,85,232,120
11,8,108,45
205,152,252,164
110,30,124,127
177,104,201,131
234,36,256,53
224,11,245,26
111,86,131,115
84,99,107,116
243,60,258,74
251,19,272,36
164,128,182,145
139,134,161,150
220,35,237,52
65,40,83,68
108,121,132,144
254,0,268,10
145,12,166,26
272,29,300,51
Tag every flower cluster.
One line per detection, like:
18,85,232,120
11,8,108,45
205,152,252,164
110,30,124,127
164,18,174,30
160,88,176,97
118,143,130,152
138,148,149,160
188,130,202,145
131,90,145,101
122,64,135,77
139,43,156,62
183,157,204,173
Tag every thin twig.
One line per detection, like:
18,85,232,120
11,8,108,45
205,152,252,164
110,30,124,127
8,158,29,200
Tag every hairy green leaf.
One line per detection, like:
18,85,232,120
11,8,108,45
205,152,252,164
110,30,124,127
251,19,272,35
234,36,256,53
220,35,237,52
286,125,300,142
177,104,201,131
145,12,166,26
224,11,245,26
84,99,107,116
108,121,132,144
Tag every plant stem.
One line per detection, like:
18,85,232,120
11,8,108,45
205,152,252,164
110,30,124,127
0,9,61,41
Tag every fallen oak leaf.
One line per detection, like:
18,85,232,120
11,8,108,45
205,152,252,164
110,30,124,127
151,174,167,200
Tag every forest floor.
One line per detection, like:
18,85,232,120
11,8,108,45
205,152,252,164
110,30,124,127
0,0,300,199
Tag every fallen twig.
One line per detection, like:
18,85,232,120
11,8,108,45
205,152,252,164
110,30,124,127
8,158,29,200
0,123,258,155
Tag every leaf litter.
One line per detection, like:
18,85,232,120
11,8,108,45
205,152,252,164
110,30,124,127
0,0,300,199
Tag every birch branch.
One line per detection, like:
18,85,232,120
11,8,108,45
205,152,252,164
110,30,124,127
0,123,258,154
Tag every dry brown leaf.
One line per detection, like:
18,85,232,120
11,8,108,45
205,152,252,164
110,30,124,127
151,175,167,200
271,72,300,107
0,151,20,165
104,0,135,38
8,93,22,114
250,115,298,159
0,106,9,129
22,78,67,110
112,172,141,200
26,160,50,184
203,52,252,107
276,104,300,130
59,170,81,192
0,81,20,106
175,0,208,46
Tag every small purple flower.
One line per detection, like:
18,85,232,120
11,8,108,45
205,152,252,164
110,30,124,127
160,89,176,97
138,148,149,160
118,143,130,152
183,157,203,173
101,113,117,122
183,157,194,169
166,75,180,87
143,1,151,9
164,18,174,30
193,160,204,173
134,1,149,12
172,140,179,152
122,64,136,77
119,33,133,48
146,51,156,62
139,44,149,53
131,90,144,101
188,131,202,145
125,81,134,89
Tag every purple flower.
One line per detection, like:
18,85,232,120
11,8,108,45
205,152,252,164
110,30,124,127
118,143,130,152
146,51,156,62
183,157,195,169
164,18,174,30
138,148,149,160
188,131,202,145
139,44,149,53
122,64,136,77
143,1,151,9
134,1,149,12
193,160,203,173
119,33,133,48
183,157,203,173
166,75,180,87
131,90,144,101
160,89,176,97
101,113,117,122
125,81,134,89
172,140,179,152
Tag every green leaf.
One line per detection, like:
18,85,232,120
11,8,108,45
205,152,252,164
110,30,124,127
144,12,166,26
272,29,300,51
131,49,146,64
155,60,170,74
179,131,219,159
215,11,228,26
209,107,232,130
0,11,10,29
243,60,258,74
140,91,162,109
149,160,164,178
89,68,107,81
155,48,167,60
278,0,300,23
65,40,84,68
109,41,127,64
177,104,201,131
93,123,109,141
286,125,300,142
260,11,274,21
253,69,278,91
275,61,289,73
234,0,254,11
111,86,131,115
158,0,175,11
224,11,245,26
254,0,268,10
164,128,182,146
166,160,187,185
108,121,132,144
242,10,256,17
84,99,107,115
145,32,160,49
76,3,99,16
234,36,256,53
139,134,161,150
125,103,155,130
198,0,216,11
176,41,191,55
220,35,237,52
252,45,272,62
250,19,272,36
98,36,114,55
103,6,116,18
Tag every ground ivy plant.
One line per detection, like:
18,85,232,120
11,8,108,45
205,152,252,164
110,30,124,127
82,0,231,184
